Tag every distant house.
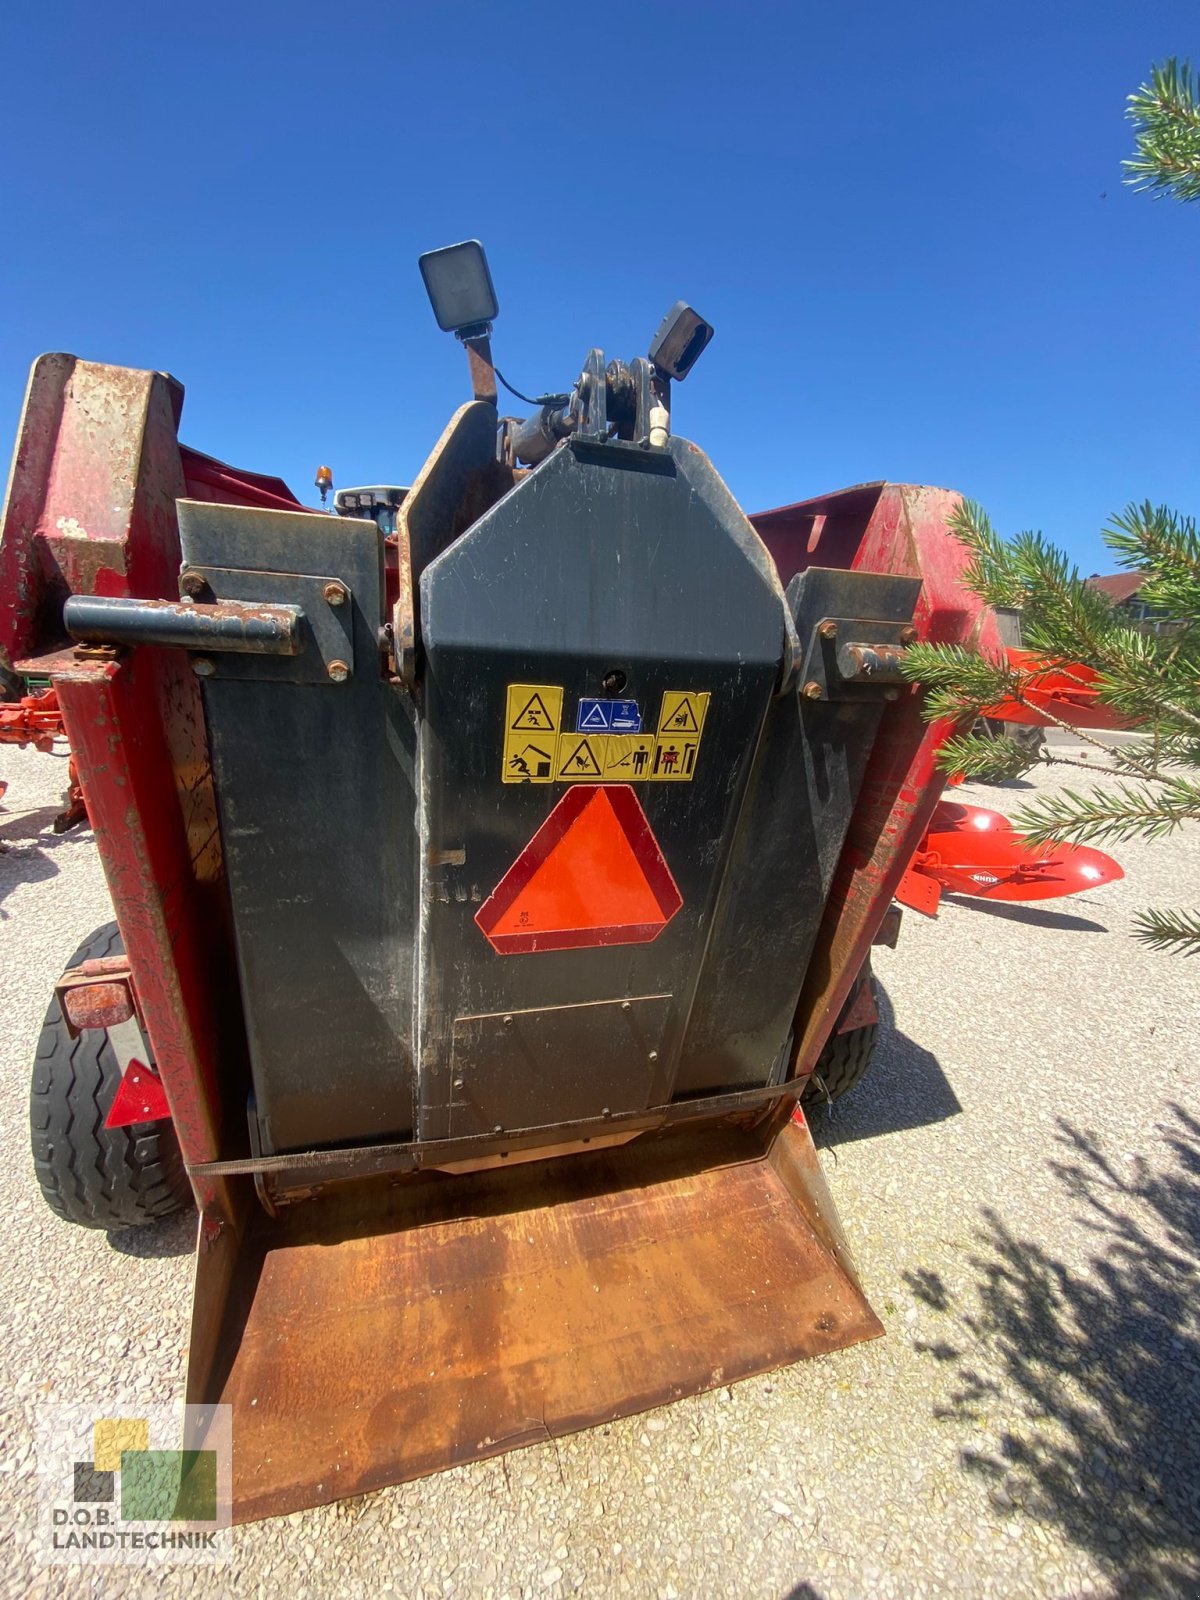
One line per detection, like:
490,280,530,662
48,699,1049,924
1086,572,1177,633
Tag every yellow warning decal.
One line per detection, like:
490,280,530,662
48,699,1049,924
502,685,710,784
649,735,700,781
555,732,604,781
648,690,710,782
657,690,710,737
601,733,656,781
503,684,563,783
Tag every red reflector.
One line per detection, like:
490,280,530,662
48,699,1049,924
476,785,682,955
62,981,134,1032
836,978,880,1035
105,1063,171,1129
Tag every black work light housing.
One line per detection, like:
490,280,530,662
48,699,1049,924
648,301,714,381
418,240,499,335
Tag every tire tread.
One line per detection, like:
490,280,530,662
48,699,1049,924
29,923,191,1230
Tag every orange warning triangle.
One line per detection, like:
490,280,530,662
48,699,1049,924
475,785,683,955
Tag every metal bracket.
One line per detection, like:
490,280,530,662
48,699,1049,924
788,569,923,704
182,568,356,685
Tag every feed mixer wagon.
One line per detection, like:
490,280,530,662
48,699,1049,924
0,241,1002,1520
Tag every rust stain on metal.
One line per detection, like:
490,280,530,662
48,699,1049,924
200,1120,881,1523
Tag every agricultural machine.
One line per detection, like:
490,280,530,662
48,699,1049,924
0,242,1115,1521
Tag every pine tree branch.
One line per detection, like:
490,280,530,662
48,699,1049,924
1132,908,1200,956
1124,59,1200,203
1009,778,1200,844
934,732,1041,782
899,642,1020,718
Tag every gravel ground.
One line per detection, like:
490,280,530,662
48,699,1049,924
1,736,1198,1600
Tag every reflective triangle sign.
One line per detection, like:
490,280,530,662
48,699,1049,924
475,785,683,955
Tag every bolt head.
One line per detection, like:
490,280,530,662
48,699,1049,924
179,569,210,600
802,680,823,700
818,619,838,640
327,659,351,683
324,582,347,606
192,657,216,678
899,625,918,645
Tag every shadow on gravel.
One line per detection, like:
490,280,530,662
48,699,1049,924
809,980,962,1149
0,820,92,911
107,1209,197,1260
906,1107,1200,1599
946,896,1108,935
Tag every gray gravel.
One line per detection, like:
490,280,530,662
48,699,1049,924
2,735,1198,1600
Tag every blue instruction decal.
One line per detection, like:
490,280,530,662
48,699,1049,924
576,698,643,734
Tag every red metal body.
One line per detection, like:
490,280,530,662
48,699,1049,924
0,685,65,751
750,484,1004,1072
896,799,1124,912
985,648,1127,731
0,357,272,1210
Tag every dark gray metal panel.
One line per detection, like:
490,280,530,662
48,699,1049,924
673,567,921,1097
418,436,790,1141
448,994,672,1137
177,502,419,1154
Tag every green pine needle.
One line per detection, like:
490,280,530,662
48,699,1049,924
1124,59,1200,203
1009,779,1200,845
934,732,1041,782
1132,908,1200,956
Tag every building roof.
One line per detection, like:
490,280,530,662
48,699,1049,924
1086,572,1146,604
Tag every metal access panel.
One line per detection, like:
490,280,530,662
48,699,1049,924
417,435,792,1141
449,994,673,1137
177,502,420,1154
177,433,916,1167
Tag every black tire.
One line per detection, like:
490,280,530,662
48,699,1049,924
979,716,1047,760
29,923,192,1229
801,974,880,1106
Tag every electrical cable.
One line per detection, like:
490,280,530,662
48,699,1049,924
494,369,571,409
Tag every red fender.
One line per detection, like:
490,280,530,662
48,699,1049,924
897,801,1123,912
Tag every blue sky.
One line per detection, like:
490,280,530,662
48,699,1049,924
1,1,1195,571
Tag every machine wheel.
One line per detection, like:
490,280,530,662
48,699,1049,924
801,972,880,1106
979,716,1046,760
29,923,191,1230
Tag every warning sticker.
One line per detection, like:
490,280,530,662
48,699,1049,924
647,690,710,782
601,733,656,781
650,736,699,781
503,684,564,784
555,733,604,780
508,684,563,732
657,690,710,737
576,698,643,734
501,684,710,785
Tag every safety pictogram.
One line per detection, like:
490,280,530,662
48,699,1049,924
475,784,683,954
576,698,643,733
503,684,564,784
555,734,603,780
647,690,710,782
657,690,710,737
650,737,699,781
601,733,656,780
500,683,711,784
